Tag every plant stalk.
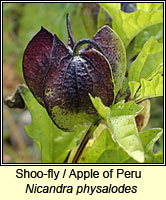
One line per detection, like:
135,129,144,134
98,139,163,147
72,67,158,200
72,119,100,163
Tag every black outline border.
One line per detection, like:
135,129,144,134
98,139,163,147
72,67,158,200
1,0,165,166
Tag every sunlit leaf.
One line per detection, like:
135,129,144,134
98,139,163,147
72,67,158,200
78,126,130,163
110,115,144,162
96,149,129,163
140,128,163,163
128,81,140,99
110,100,143,117
140,128,163,152
90,96,144,162
137,3,163,12
90,95,110,120
127,23,163,60
145,151,163,163
136,74,163,101
128,37,163,82
100,3,163,47
78,126,113,163
148,65,163,80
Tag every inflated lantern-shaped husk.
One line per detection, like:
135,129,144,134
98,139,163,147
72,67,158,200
23,15,126,131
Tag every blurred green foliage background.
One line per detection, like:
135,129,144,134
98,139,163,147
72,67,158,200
3,3,163,163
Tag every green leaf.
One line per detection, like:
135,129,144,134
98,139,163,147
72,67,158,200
145,151,163,163
140,128,163,163
96,149,129,163
110,100,143,117
90,96,144,162
116,77,129,102
89,95,110,120
81,3,99,38
97,5,112,30
101,3,163,47
78,126,112,163
128,81,140,99
136,74,163,101
147,65,163,80
157,65,163,74
140,128,163,153
81,3,112,38
110,115,144,162
127,23,163,60
125,151,163,163
137,3,163,12
120,77,128,94
79,126,130,163
128,37,163,82
99,3,121,21
21,87,87,163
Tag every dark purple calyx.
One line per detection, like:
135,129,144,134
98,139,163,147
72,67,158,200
43,37,114,130
86,26,126,95
23,15,119,130
23,27,53,106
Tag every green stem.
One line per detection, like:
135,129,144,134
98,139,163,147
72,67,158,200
72,119,101,163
